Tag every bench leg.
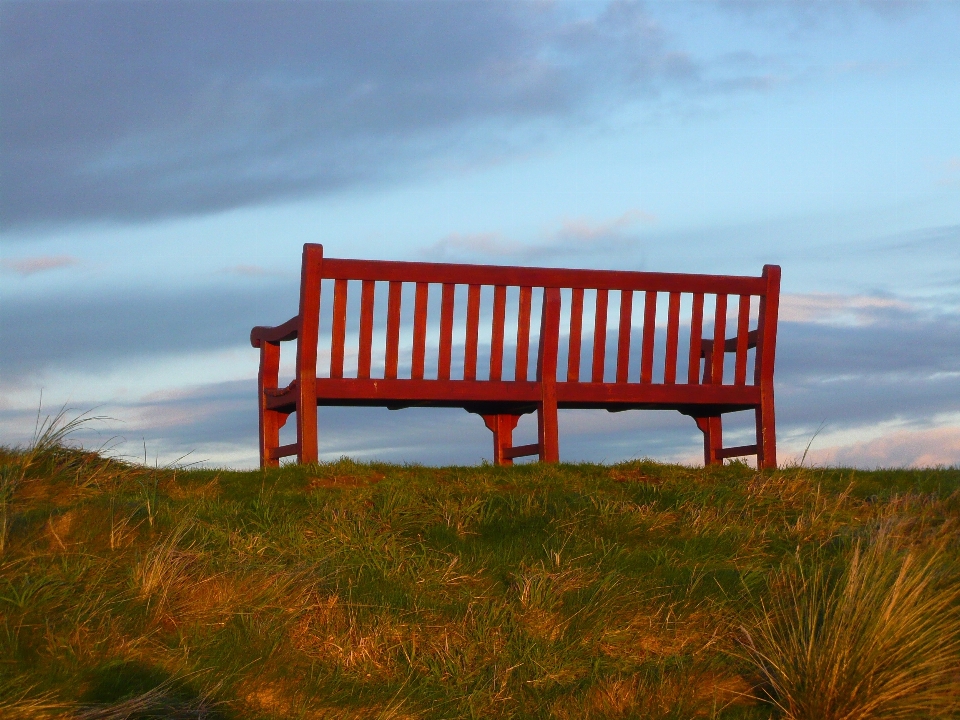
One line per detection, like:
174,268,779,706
755,393,777,469
694,416,723,466
258,342,282,468
538,381,559,463
482,414,521,466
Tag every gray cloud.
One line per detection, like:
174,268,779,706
0,278,298,379
2,1,701,230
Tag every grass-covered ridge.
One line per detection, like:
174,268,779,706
1,438,959,719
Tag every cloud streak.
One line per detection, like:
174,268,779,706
1,1,700,230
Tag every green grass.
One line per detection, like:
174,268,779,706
1,437,958,719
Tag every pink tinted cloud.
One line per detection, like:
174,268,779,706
1,255,79,276
804,425,960,468
779,292,913,326
425,209,656,261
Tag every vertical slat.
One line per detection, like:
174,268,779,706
357,279,376,379
664,292,681,384
463,284,481,381
515,286,532,381
567,288,584,383
438,283,455,380
640,290,658,384
711,294,728,385
411,282,428,380
591,289,608,383
384,281,402,379
687,293,704,384
616,290,633,383
330,278,348,379
489,285,506,381
734,294,751,385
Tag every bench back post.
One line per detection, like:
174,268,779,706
296,243,323,464
754,264,780,468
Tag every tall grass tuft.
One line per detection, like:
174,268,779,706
741,528,960,720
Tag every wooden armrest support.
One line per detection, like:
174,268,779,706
251,316,300,348
701,329,758,358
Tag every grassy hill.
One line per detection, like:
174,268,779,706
2,428,959,719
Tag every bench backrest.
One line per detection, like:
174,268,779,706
296,244,780,390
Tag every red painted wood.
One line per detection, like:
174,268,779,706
503,443,540,460
515,286,532,382
251,315,298,346
616,289,633,384
490,285,506,381
252,244,781,469
438,282,455,380
268,377,760,408
482,413,521,465
537,287,561,462
640,290,657,384
710,294,727,385
592,289,608,383
258,341,282,468
330,278,348,379
687,293,704,384
567,288,584,383
755,265,781,469
717,444,758,460
734,294,750,386
296,244,322,463
412,282,428,380
664,292,681,385
268,443,299,461
321,258,765,295
464,284,481,381
357,279,375,380
384,281,402,380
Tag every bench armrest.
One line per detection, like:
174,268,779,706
700,329,758,358
250,316,299,348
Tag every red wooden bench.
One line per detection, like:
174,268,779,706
251,244,781,469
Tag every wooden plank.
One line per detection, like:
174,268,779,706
357,279,376,379
268,443,299,460
321,258,766,295
640,290,657,384
330,278,348,379
515,286,532,382
489,285,506,381
664,291,680,385
616,289,633,383
717,444,758,460
567,288,584,383
438,283,455,380
384,280,402,380
687,293,704,384
591,289,608,383
734,294,750,386
503,443,540,460
463,284,481,381
289,377,759,408
711,294,727,385
411,282,428,380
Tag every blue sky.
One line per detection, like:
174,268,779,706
2,0,959,468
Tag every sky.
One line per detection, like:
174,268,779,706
2,0,959,469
